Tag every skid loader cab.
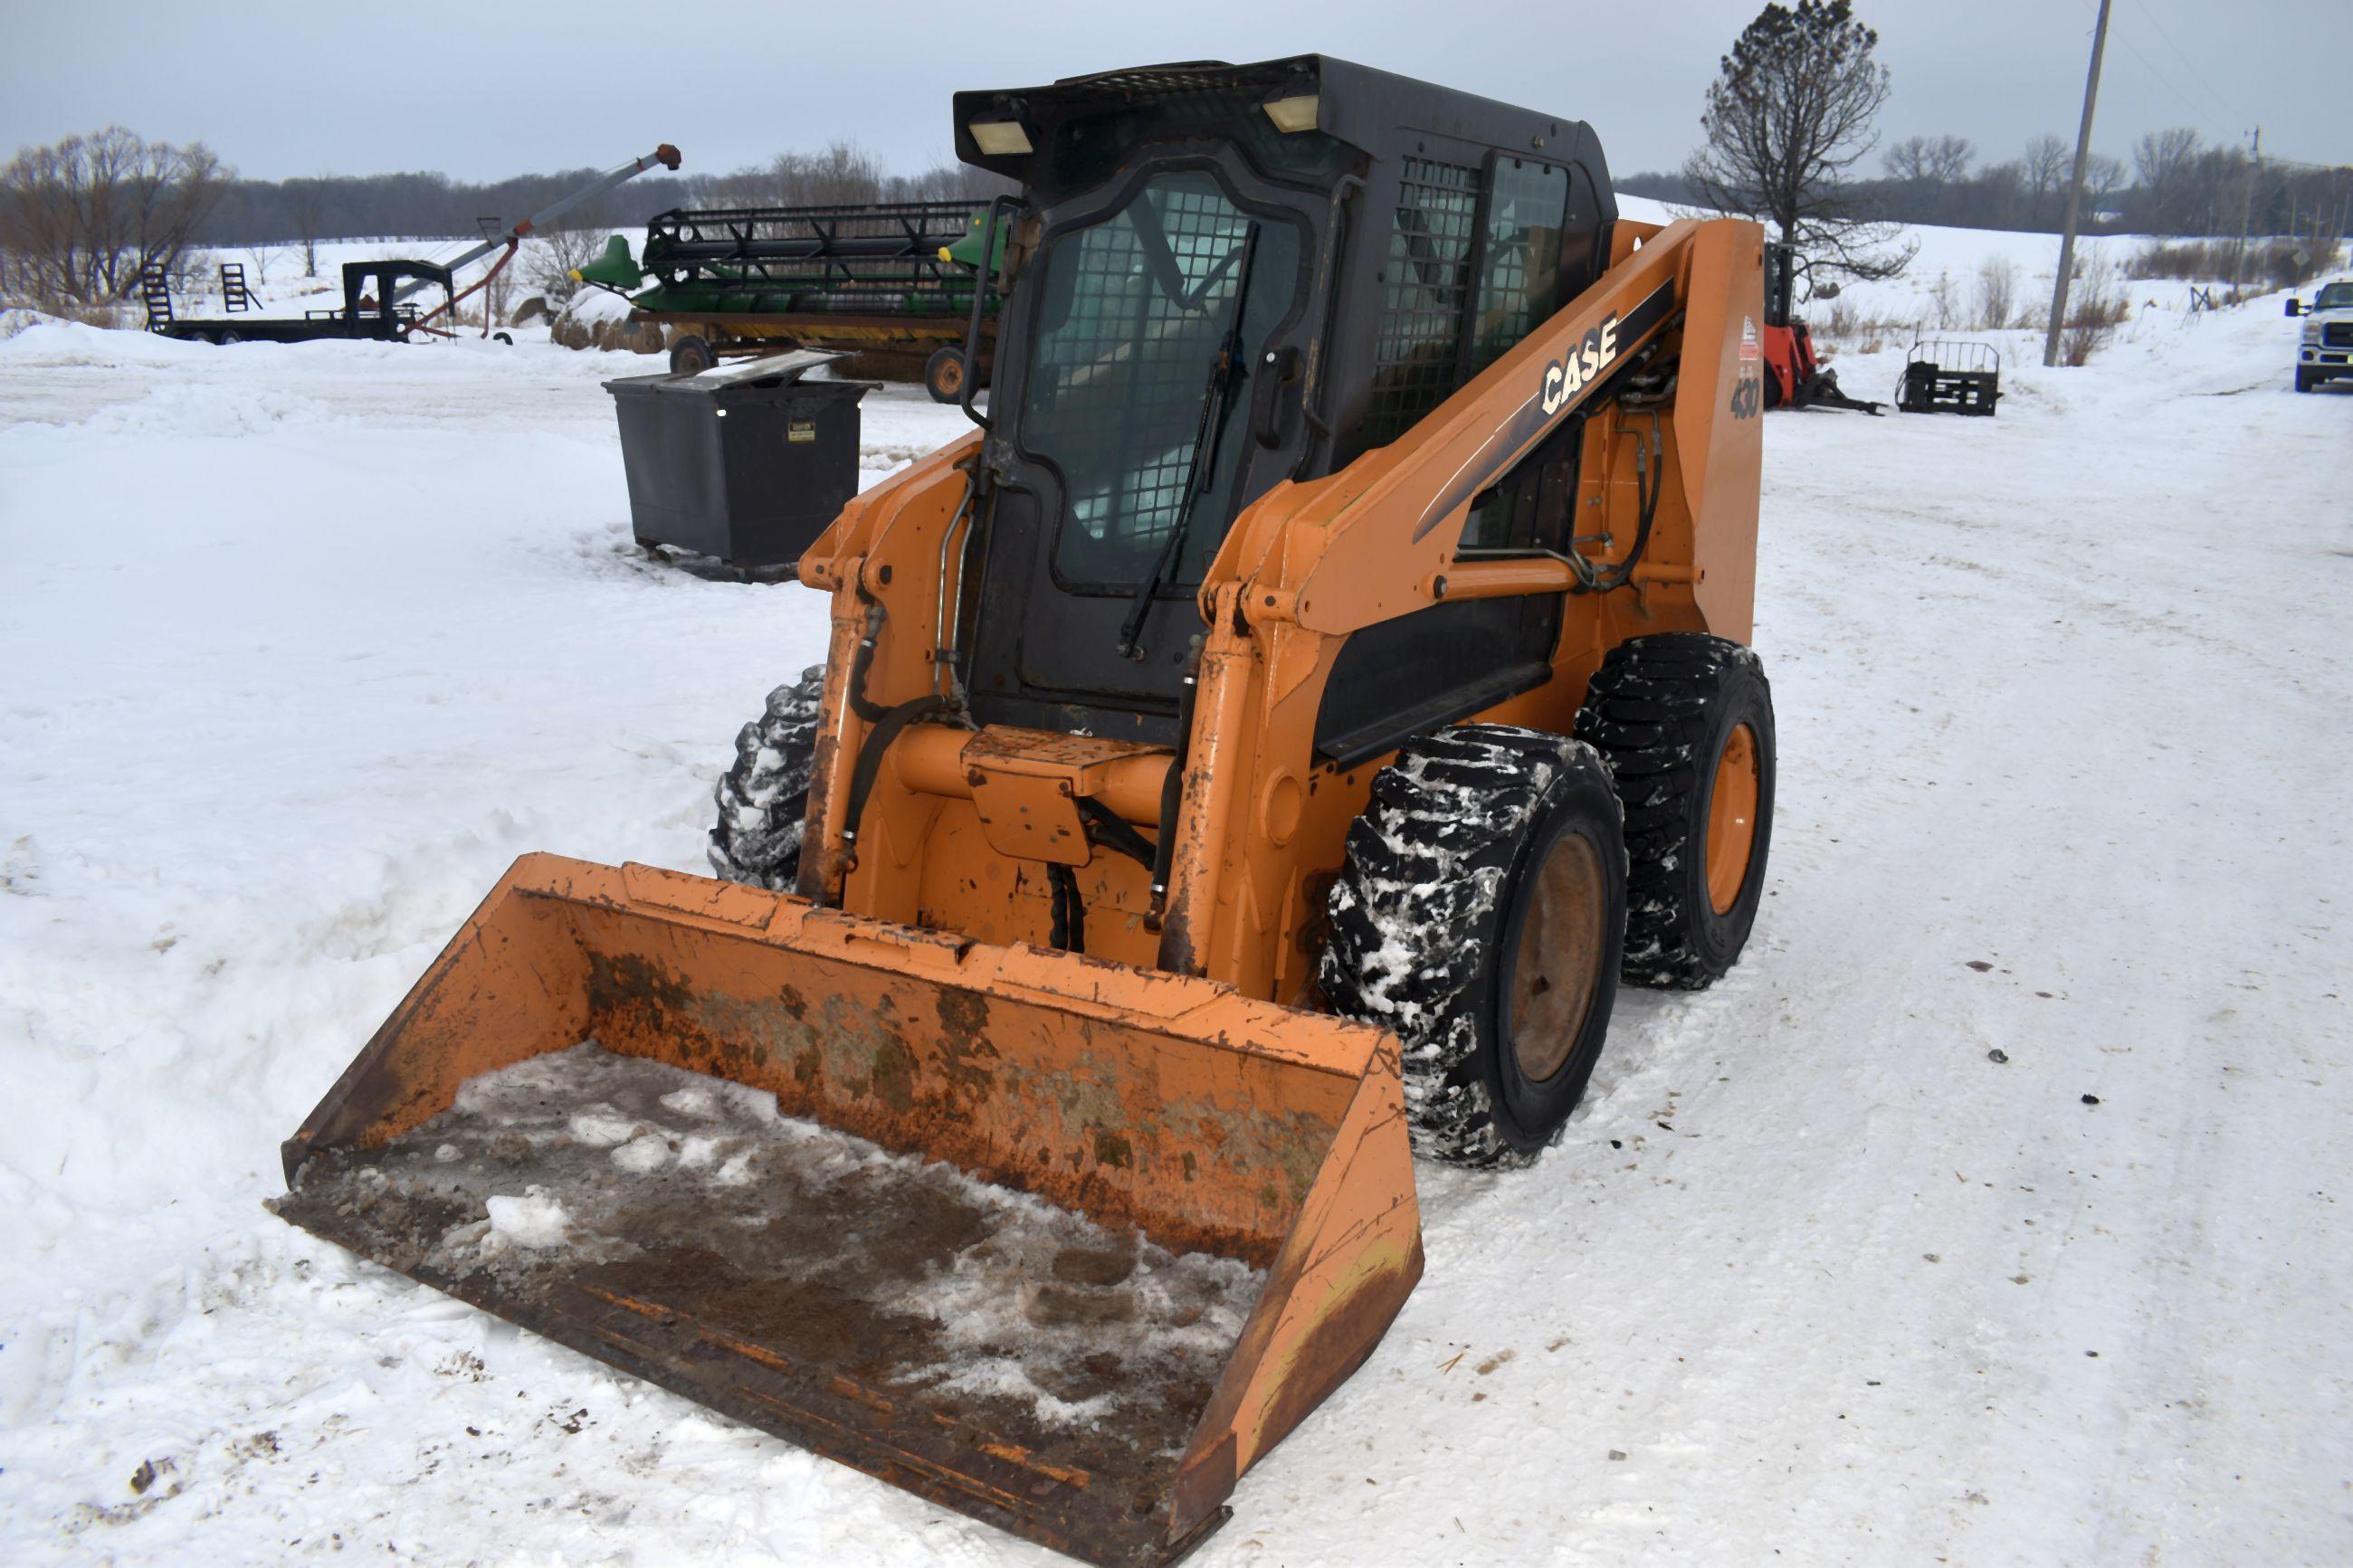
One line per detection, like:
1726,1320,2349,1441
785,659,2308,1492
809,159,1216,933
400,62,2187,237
949,57,1616,747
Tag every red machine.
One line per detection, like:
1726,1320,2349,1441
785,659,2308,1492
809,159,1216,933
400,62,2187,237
1761,242,1881,414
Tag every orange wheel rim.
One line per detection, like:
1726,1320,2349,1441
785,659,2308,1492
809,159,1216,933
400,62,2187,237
1705,724,1759,916
1510,831,1606,1082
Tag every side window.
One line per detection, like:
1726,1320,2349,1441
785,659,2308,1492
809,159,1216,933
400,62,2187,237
1461,415,1582,552
1362,158,1481,447
1467,158,1570,374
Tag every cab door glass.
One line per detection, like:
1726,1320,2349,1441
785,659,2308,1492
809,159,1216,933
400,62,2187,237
1468,159,1571,374
1020,169,1300,586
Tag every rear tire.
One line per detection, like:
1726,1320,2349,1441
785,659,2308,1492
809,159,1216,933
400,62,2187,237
1576,633,1776,990
709,666,825,890
1322,725,1626,1168
924,347,968,404
670,335,716,375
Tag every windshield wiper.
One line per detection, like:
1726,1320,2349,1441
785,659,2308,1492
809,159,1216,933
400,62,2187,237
1116,223,1262,660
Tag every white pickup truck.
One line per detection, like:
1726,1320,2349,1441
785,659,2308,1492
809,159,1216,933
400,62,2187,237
2287,279,2353,393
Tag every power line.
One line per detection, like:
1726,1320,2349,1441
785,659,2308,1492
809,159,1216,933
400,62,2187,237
2127,0,2248,128
2071,0,2234,139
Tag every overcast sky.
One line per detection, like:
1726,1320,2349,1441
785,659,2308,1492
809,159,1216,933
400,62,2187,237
5,0,2347,185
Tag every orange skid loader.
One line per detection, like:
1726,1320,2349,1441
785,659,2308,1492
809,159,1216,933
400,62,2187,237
276,56,1776,1567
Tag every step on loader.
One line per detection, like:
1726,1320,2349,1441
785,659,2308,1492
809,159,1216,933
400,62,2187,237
276,55,1777,1567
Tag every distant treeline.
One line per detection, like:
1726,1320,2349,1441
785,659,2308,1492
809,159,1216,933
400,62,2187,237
1623,127,2351,241
200,143,1012,247
191,126,2353,251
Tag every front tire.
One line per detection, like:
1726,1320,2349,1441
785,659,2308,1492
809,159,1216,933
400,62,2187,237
1322,726,1626,1168
923,347,968,404
670,334,716,375
709,666,824,889
1577,633,1777,990
2296,367,2317,394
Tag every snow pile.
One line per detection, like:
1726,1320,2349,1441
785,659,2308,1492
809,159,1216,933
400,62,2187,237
556,285,634,328
0,307,66,341
80,381,348,439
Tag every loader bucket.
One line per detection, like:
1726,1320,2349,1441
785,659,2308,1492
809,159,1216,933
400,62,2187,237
273,854,1421,1567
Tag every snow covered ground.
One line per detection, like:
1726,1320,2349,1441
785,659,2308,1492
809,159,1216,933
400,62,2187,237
2,234,2348,1566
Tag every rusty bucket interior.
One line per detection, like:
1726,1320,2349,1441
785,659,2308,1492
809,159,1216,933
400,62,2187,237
273,854,1422,1567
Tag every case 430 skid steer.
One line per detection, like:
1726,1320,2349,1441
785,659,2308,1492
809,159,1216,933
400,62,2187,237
275,55,1777,1567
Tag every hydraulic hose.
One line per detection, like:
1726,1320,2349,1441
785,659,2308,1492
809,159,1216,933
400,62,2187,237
1143,639,1204,934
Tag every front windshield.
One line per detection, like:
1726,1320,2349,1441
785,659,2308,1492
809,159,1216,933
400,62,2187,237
1018,168,1300,585
2314,282,2353,311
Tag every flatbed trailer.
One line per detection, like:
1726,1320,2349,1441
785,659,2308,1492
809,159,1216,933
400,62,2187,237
143,144,681,347
145,260,452,346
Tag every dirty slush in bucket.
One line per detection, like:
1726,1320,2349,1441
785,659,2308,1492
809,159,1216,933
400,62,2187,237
274,1043,1264,1487
272,857,1424,1566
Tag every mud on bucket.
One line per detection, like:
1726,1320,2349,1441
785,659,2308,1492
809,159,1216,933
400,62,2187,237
275,854,1423,1567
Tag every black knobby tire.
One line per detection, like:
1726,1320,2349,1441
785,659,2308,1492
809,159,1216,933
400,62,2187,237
670,335,716,375
708,666,825,889
2295,368,2315,394
1321,725,1627,1168
1576,633,1777,991
923,347,967,404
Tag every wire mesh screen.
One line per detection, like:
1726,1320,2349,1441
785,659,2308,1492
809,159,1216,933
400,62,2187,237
1363,159,1481,447
1021,170,1295,584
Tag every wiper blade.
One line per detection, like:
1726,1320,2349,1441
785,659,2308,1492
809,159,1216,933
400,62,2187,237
1116,223,1262,661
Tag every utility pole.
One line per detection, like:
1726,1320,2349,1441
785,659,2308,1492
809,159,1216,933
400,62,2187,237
2044,0,2114,367
2234,127,2261,294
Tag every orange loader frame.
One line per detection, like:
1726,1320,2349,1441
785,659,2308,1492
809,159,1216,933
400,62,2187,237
796,216,1763,1003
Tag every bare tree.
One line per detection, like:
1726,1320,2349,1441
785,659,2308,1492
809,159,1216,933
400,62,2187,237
1973,253,2017,328
524,206,614,304
891,160,1016,204
243,242,286,288
0,127,228,305
1680,1,1916,282
286,177,327,277
2082,152,2129,218
1884,133,1973,187
795,141,888,205
715,141,891,208
2022,133,2070,221
2131,127,2201,227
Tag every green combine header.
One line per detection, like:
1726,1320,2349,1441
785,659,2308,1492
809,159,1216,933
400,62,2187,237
576,201,1005,398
